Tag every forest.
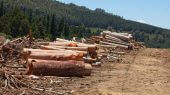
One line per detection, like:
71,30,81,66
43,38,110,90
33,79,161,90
0,0,170,48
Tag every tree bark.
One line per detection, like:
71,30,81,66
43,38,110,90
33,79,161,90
27,59,92,77
100,41,128,49
25,51,84,61
103,31,132,41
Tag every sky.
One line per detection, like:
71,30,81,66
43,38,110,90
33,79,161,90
57,0,170,29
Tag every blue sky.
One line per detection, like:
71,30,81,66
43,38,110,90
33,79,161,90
57,0,170,29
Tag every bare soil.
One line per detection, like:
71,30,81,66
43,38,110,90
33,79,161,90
1,48,170,95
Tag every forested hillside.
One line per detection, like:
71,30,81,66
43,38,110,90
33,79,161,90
0,0,170,48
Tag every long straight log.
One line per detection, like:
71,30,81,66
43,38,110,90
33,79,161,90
27,59,92,77
39,46,88,55
41,45,88,51
118,33,132,36
105,35,126,43
27,51,83,61
103,31,132,41
100,45,117,48
102,38,130,46
100,41,128,49
49,42,78,47
77,43,98,53
23,48,87,56
40,45,65,50
43,45,97,57
37,42,49,45
40,45,97,58
55,38,70,42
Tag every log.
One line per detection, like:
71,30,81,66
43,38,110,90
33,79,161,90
39,46,88,54
23,48,87,56
103,31,132,41
100,41,128,49
26,51,84,61
43,45,88,51
77,43,98,53
49,42,78,47
90,36,103,40
27,59,92,77
105,35,126,43
40,45,96,52
55,38,70,42
100,45,117,48
118,33,132,37
37,42,49,45
40,45,97,58
102,38,131,46
40,45,65,50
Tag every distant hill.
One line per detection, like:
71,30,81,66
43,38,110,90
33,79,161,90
0,0,170,48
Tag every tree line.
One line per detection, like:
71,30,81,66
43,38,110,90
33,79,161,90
0,1,101,41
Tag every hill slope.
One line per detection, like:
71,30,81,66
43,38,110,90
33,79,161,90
0,0,170,48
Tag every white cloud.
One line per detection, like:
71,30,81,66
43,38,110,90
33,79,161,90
137,19,147,24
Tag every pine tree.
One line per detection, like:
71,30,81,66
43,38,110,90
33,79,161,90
37,20,46,39
58,17,65,37
46,14,50,34
28,9,33,23
50,14,57,40
0,0,4,17
63,23,70,39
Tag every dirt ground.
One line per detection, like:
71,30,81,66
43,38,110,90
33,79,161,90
1,48,170,95
70,48,170,95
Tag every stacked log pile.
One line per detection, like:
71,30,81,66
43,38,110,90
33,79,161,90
87,30,145,62
87,31,134,49
23,38,99,77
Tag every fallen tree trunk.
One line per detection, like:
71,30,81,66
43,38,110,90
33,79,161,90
104,35,127,43
77,43,97,53
100,41,129,49
49,42,78,47
103,31,132,41
41,45,88,51
55,38,70,42
25,51,84,61
40,45,65,50
100,45,117,48
23,48,87,56
41,45,97,53
27,59,92,77
102,38,131,46
39,46,88,55
40,45,97,58
37,42,49,45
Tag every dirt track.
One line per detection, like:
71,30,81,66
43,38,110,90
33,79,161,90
70,48,170,95
1,48,170,95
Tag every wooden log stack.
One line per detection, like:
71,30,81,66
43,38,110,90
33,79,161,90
101,31,133,49
23,38,99,77
86,30,145,63
87,31,134,50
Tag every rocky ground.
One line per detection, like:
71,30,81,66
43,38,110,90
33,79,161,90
1,48,170,95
